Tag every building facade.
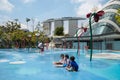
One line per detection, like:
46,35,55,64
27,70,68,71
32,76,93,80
43,17,85,37
62,0,120,51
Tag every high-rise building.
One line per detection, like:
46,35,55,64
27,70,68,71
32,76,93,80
43,17,85,37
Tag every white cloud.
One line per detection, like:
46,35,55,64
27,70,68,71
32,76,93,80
21,23,28,29
71,0,104,17
0,15,11,25
21,0,36,3
0,0,14,12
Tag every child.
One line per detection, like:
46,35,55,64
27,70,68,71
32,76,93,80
66,56,79,71
53,54,64,65
63,54,70,67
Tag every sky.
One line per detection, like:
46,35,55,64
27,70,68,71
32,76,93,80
0,0,109,31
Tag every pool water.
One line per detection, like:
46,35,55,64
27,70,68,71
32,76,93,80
0,48,120,80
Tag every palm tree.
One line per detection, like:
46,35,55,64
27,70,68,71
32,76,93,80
26,18,30,29
35,21,40,32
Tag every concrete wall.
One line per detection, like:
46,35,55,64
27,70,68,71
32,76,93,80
68,20,78,36
43,22,51,35
54,20,63,29
43,18,83,36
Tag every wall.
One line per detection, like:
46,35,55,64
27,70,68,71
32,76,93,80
54,20,63,29
43,22,51,35
68,20,78,36
113,41,120,50
73,40,120,51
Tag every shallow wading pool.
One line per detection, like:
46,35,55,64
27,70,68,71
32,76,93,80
0,49,120,80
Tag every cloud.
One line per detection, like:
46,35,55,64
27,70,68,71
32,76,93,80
21,23,28,29
71,0,104,17
0,0,14,12
0,15,11,25
21,0,36,3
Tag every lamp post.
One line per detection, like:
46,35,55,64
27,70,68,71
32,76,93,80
35,33,40,48
26,18,30,29
28,34,31,52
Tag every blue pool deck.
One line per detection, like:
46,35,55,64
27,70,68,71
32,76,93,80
0,48,120,80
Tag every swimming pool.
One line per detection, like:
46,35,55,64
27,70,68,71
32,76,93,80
0,48,120,80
